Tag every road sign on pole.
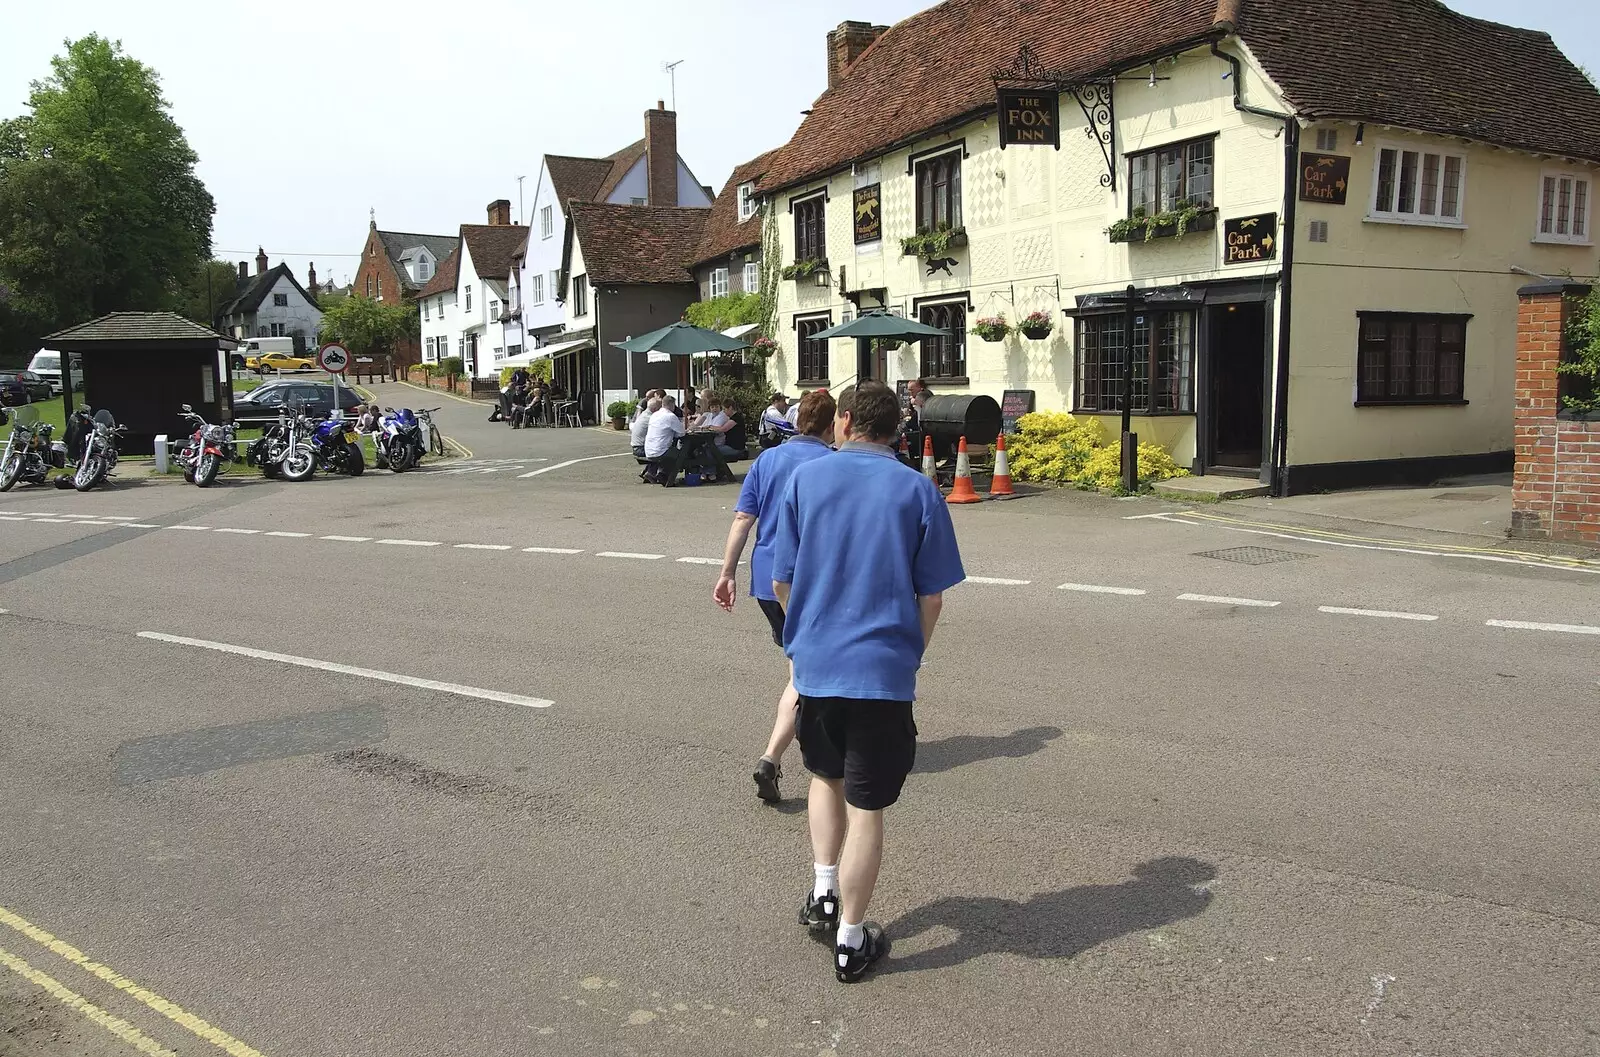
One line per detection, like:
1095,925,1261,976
317,343,351,375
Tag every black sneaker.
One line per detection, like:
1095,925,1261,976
834,924,889,984
798,889,839,937
753,758,781,802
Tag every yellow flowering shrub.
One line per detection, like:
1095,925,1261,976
1072,441,1190,491
1005,410,1187,492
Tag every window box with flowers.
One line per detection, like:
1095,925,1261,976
781,258,829,281
973,315,1011,343
1106,202,1218,244
900,224,968,260
1019,311,1054,340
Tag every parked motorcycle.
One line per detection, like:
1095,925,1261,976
245,404,317,482
174,404,238,488
59,408,125,491
309,408,365,477
374,407,432,473
0,405,68,491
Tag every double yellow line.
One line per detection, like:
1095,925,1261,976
0,904,266,1056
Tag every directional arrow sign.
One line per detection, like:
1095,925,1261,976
317,343,351,374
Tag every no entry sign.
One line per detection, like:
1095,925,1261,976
317,343,350,374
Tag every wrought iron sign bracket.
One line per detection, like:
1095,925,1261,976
992,45,1117,190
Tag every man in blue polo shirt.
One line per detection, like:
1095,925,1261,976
714,390,837,803
770,380,965,984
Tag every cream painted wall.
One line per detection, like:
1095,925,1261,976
1289,128,1600,465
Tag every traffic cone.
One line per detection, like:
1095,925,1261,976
946,437,982,504
921,435,936,480
899,434,910,462
988,433,1016,499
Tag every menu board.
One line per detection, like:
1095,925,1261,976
1000,389,1035,434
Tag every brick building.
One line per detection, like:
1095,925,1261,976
351,219,456,370
1511,282,1600,546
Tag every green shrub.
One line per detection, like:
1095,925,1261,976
498,360,551,388
1005,410,1186,492
606,400,636,420
441,356,464,379
1072,441,1189,492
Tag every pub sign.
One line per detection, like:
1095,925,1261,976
997,88,1060,149
1224,212,1278,265
1299,152,1352,205
853,184,882,244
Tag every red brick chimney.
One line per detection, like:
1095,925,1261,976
826,21,887,89
255,247,268,275
486,199,512,225
645,102,677,207
307,261,318,291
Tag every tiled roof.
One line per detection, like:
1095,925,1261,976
1238,0,1600,163
461,224,528,284
763,0,1227,190
376,229,456,290
45,312,237,347
594,139,649,202
692,149,778,267
545,138,649,208
418,244,459,298
215,263,320,319
567,204,708,285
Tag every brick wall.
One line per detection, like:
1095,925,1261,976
352,227,422,373
1510,282,1600,545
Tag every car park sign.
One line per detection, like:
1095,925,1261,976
317,343,351,375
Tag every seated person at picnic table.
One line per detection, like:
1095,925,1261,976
693,397,745,462
631,396,661,457
356,403,383,433
644,394,687,479
758,393,793,445
508,386,531,429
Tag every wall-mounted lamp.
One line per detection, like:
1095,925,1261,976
814,269,831,288
1355,123,1365,146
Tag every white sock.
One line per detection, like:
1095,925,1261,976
837,920,865,952
813,864,839,900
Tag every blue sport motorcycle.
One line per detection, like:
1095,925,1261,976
309,409,365,477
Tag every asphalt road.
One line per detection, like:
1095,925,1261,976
0,458,1596,1057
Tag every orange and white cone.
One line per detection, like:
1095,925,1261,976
988,433,1015,499
921,435,937,480
946,437,982,504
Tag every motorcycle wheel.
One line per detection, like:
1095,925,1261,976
74,455,103,491
388,442,414,472
195,453,220,488
345,443,365,477
0,453,20,492
280,446,316,482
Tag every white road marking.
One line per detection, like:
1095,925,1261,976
163,525,210,531
1058,582,1147,596
321,535,371,543
0,516,28,521
1122,512,1176,520
75,521,120,527
518,452,631,478
124,524,160,529
1319,606,1438,622
92,515,138,521
265,531,310,538
596,551,665,561
137,632,554,708
212,528,260,535
31,519,74,524
522,546,584,555
1178,593,1281,608
966,576,1033,586
455,543,512,551
1486,619,1600,636
676,557,723,565
375,538,442,547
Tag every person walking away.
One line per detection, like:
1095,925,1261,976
769,381,965,983
643,394,686,482
713,390,837,801
631,396,660,458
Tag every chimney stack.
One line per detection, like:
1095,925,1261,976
486,199,512,226
255,247,268,275
238,261,249,283
826,21,887,89
644,102,677,207
307,261,318,291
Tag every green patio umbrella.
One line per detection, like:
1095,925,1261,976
810,309,949,387
612,321,752,396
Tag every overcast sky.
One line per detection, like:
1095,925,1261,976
3,0,1596,289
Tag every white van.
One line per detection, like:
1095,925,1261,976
233,336,298,369
28,349,82,394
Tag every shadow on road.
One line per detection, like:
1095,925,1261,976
914,725,1064,774
884,857,1217,975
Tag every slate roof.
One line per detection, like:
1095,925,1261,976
544,138,649,209
45,312,237,347
692,149,779,268
418,244,460,298
376,229,457,291
762,0,1600,192
461,224,528,283
566,204,709,285
215,264,321,320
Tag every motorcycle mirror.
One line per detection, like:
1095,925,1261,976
181,404,192,413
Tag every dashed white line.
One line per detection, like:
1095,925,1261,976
320,535,371,543
966,576,1033,586
265,531,310,538
375,538,442,547
676,557,723,565
123,524,160,529
1178,593,1281,608
137,632,554,708
518,452,632,478
0,516,28,521
212,528,260,535
455,543,512,551
93,515,139,521
596,551,666,561
31,518,74,524
1058,582,1147,596
163,525,210,532
521,546,584,555
1319,606,1438,622
1486,619,1600,636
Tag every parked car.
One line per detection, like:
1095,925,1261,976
0,373,30,407
247,351,316,374
232,381,363,429
15,372,52,403
232,336,296,371
28,349,83,394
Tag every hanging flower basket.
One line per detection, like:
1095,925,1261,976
1019,310,1054,340
750,336,779,359
973,315,1011,343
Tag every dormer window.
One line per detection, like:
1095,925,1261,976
737,183,757,222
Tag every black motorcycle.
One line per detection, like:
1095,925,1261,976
0,405,67,490
58,407,125,491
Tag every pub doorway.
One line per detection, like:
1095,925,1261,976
1206,301,1267,473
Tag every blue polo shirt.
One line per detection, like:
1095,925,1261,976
770,442,966,701
735,435,832,601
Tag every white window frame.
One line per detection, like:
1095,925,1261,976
540,206,554,239
422,299,429,321
1367,142,1468,228
1534,170,1593,245
465,284,472,312
710,267,729,298
743,261,759,292
531,274,545,304
490,298,500,320
737,183,757,222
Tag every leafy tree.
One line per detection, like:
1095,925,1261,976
684,291,765,332
0,35,214,354
318,294,417,357
172,259,243,328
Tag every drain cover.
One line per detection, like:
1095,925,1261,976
1434,490,1497,502
1195,546,1314,565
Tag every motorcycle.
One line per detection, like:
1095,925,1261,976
0,405,68,491
308,408,365,477
59,407,125,491
174,404,238,488
374,407,430,473
245,404,317,482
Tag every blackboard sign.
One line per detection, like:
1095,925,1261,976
1299,152,1351,205
897,378,911,409
1000,389,1035,434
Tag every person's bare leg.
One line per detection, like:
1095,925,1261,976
809,776,847,865
838,805,885,926
762,665,800,761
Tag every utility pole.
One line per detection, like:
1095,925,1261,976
662,60,684,110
